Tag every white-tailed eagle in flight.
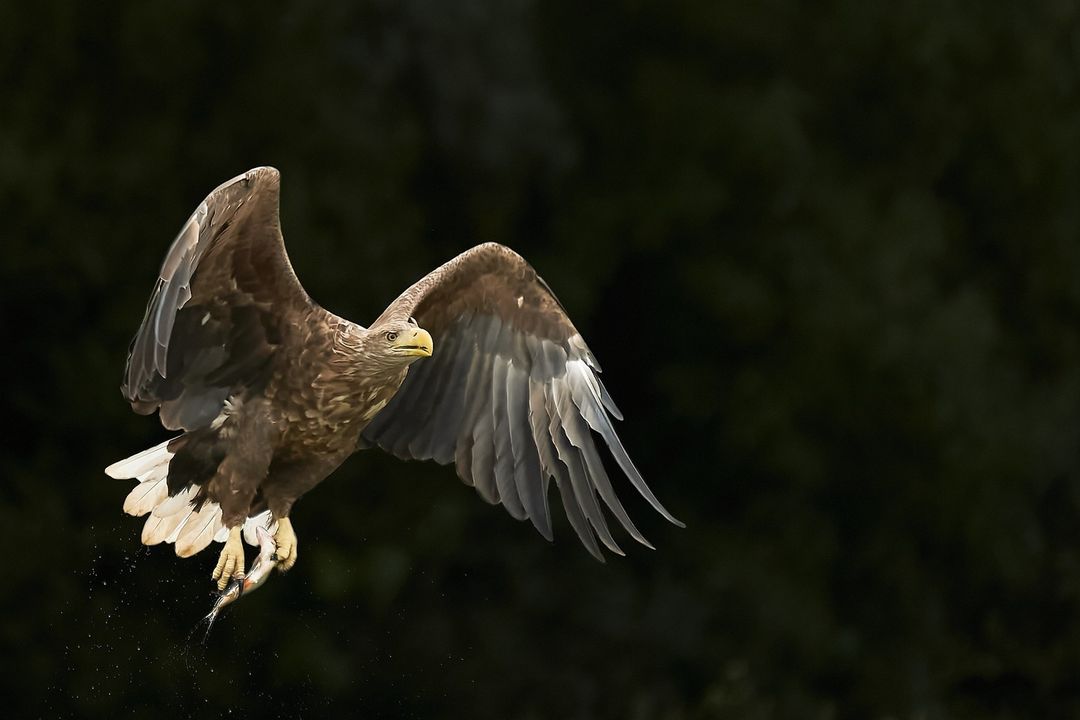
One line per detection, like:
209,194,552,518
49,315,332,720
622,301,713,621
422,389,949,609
106,167,682,589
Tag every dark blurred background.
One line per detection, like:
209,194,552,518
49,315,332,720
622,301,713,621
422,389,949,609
3,1,1080,718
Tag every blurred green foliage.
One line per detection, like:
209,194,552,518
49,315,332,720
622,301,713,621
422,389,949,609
3,0,1080,717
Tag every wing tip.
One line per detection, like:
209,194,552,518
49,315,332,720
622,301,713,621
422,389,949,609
655,504,686,528
532,519,555,543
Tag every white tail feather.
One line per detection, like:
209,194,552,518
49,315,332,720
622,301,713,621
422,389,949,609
105,437,177,479
118,439,275,556
243,511,278,545
163,504,198,544
152,485,197,518
141,514,167,545
175,504,222,557
123,468,169,516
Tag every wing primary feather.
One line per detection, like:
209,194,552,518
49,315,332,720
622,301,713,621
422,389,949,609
565,363,684,527
460,317,502,503
506,357,551,540
470,410,498,504
456,317,497,435
556,381,653,548
527,376,559,523
595,412,684,527
594,375,624,421
524,343,560,535
555,460,604,561
491,355,526,519
531,382,600,558
452,334,485,488
467,366,500,501
546,385,623,555
552,421,623,556
455,435,476,488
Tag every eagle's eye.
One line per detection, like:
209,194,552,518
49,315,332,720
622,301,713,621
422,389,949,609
385,331,398,342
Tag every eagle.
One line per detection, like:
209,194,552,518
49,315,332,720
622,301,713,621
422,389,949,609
106,166,682,590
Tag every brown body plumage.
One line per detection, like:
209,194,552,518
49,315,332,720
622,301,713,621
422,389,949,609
107,166,681,587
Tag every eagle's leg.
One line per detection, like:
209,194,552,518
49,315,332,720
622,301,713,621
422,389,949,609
273,517,298,572
261,456,341,573
211,526,245,591
207,399,276,590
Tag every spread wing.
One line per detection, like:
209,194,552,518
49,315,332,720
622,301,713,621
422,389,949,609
361,242,683,559
122,166,320,431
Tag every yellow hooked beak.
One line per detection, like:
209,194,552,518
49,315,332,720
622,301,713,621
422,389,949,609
392,327,433,358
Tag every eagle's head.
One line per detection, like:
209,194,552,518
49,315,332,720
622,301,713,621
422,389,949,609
375,316,433,363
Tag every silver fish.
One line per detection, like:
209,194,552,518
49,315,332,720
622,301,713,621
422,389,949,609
203,525,278,623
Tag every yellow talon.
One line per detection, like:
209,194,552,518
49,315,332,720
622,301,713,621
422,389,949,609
274,517,298,572
212,526,245,591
